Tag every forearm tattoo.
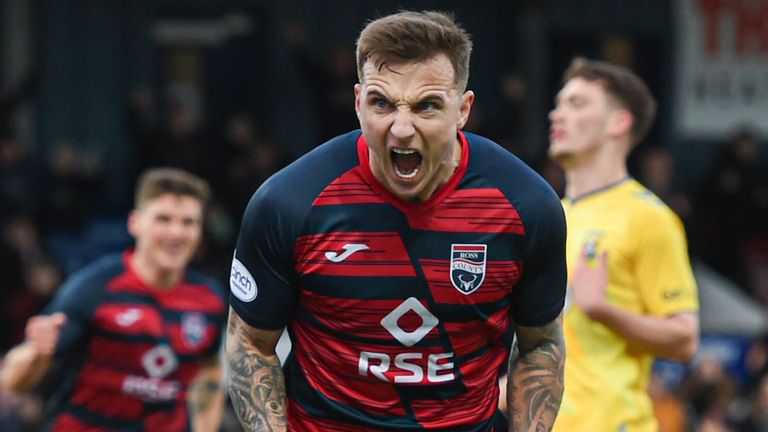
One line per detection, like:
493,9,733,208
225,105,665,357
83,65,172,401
507,319,565,432
226,316,287,432
188,378,219,417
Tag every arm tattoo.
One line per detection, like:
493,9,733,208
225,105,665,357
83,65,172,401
188,378,219,416
226,315,287,432
507,318,565,432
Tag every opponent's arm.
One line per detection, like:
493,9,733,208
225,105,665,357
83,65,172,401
225,307,286,432
188,354,226,432
0,313,66,393
507,314,565,432
571,250,699,361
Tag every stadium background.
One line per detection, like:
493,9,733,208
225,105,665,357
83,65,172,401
2,0,767,430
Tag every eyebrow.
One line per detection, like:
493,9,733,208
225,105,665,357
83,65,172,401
366,89,448,105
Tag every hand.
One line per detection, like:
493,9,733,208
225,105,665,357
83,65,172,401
570,248,609,319
25,313,67,356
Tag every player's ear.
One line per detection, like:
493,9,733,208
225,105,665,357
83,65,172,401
608,109,632,139
457,90,474,129
127,210,140,238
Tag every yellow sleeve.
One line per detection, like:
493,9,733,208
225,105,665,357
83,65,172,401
634,206,699,316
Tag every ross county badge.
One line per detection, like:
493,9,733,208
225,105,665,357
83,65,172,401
450,244,487,295
181,312,207,348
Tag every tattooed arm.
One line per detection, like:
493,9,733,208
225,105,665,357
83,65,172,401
506,313,565,432
188,354,226,431
225,307,287,432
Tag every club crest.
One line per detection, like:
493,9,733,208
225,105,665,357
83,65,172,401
450,244,487,295
181,312,207,348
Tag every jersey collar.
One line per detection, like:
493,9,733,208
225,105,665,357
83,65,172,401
356,131,470,214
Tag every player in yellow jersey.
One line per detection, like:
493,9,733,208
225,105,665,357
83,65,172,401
549,57,700,432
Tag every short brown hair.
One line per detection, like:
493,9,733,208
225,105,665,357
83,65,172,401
563,57,657,146
356,10,473,92
134,167,211,209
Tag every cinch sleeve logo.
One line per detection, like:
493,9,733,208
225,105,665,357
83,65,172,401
230,254,257,302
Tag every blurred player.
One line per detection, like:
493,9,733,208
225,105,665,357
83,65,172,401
226,10,567,432
0,167,228,431
549,57,700,432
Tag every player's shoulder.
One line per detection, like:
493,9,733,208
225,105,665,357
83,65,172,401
68,253,125,286
185,268,226,299
464,131,561,208
266,130,361,192
621,179,683,227
56,253,126,299
623,180,676,214
246,130,362,211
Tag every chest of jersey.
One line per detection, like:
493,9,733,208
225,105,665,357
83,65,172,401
82,279,223,401
564,198,642,310
292,191,528,348
297,195,525,293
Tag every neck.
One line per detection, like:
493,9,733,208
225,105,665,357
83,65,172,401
130,252,181,290
564,144,629,199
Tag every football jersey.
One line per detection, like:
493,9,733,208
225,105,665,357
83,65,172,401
230,130,567,431
553,178,699,432
42,251,227,432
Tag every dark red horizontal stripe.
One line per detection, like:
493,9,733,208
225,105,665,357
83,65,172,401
71,364,145,420
93,303,164,337
410,350,503,428
53,413,110,432
313,168,386,206
408,189,525,234
289,400,376,432
422,259,522,304
299,293,436,342
443,309,510,357
291,322,408,416
295,232,416,277
106,274,224,313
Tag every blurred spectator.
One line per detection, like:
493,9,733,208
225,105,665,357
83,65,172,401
682,356,739,432
3,256,62,350
649,370,688,432
125,85,161,182
635,146,692,220
219,112,288,217
2,214,43,265
488,70,528,157
692,129,768,288
38,142,103,234
284,20,358,143
733,373,768,432
0,133,38,220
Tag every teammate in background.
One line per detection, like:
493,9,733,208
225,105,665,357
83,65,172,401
0,168,228,431
226,10,566,432
548,57,700,432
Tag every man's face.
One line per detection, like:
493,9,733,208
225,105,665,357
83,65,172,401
355,53,473,202
128,193,203,274
548,77,616,167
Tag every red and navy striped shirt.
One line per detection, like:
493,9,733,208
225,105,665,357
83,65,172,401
43,251,226,431
230,130,566,431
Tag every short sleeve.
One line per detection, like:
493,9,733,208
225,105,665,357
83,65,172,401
510,193,568,326
229,181,300,330
43,273,101,355
635,209,698,316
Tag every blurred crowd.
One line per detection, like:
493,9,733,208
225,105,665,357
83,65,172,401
2,21,768,432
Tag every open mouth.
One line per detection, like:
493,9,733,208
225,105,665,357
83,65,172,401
391,148,422,179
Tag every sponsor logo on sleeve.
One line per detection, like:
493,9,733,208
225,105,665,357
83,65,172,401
230,255,258,302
